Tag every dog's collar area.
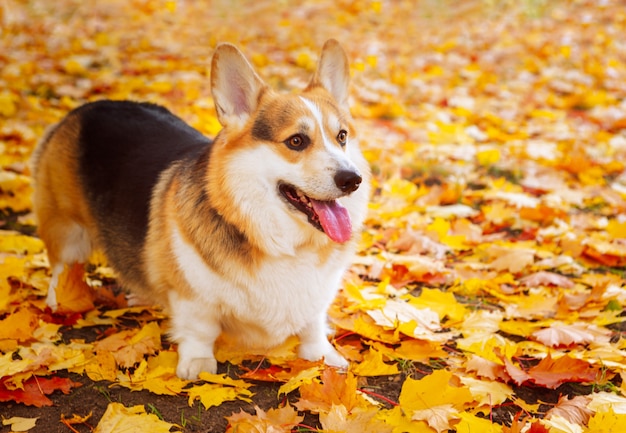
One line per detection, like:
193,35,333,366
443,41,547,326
278,183,352,243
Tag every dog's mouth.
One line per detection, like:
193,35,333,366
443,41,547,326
279,183,352,243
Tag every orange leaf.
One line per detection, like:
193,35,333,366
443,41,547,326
0,307,38,342
55,263,95,313
295,369,362,413
528,354,600,389
226,405,303,433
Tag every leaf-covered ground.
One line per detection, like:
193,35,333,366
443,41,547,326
2,0,626,432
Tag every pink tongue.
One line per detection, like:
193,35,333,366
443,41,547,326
310,199,352,243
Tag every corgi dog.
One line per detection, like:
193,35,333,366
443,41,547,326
31,40,370,379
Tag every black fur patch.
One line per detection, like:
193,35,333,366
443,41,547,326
75,100,211,280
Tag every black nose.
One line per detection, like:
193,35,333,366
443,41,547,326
334,170,362,193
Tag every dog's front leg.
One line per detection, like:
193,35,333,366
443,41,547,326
176,336,219,379
169,294,221,379
297,315,348,369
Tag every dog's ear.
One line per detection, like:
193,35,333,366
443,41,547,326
211,43,266,127
310,39,350,110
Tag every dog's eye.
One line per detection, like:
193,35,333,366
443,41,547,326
285,134,309,151
337,130,348,146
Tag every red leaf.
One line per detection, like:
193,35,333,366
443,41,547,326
240,365,286,382
0,376,82,407
527,422,550,433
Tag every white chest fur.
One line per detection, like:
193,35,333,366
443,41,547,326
169,224,348,348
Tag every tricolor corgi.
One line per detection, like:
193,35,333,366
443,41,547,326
31,39,370,379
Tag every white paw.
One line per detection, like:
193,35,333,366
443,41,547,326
299,342,348,369
176,357,218,380
323,348,349,370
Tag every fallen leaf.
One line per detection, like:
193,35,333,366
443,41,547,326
277,365,321,396
93,403,179,433
320,404,392,433
519,271,574,288
411,404,458,433
532,322,611,347
295,369,364,413
545,395,592,425
0,307,38,343
587,407,626,432
1,416,38,432
0,376,81,407
527,354,600,389
187,383,253,410
55,263,95,314
351,347,399,376
225,405,303,433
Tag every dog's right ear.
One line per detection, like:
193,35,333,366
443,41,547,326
211,44,267,128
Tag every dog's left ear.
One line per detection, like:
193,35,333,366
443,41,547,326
309,39,350,110
211,43,267,127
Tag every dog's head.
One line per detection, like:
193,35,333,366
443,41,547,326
208,40,369,256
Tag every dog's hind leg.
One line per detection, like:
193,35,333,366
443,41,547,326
39,219,92,310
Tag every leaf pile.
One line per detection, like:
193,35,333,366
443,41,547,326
2,0,626,431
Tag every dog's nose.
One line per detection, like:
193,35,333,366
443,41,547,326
334,170,362,193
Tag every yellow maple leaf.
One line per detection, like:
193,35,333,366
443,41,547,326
277,365,321,396
93,403,179,433
426,217,468,249
0,307,38,343
0,256,30,312
394,339,448,361
197,372,253,389
587,408,626,432
0,231,44,255
378,406,434,433
456,412,503,433
407,288,467,323
399,370,474,413
320,404,392,433
115,352,188,396
187,383,252,409
84,350,117,382
351,347,399,377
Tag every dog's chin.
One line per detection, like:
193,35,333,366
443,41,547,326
278,183,324,233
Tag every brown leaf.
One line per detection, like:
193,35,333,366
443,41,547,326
545,395,592,425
